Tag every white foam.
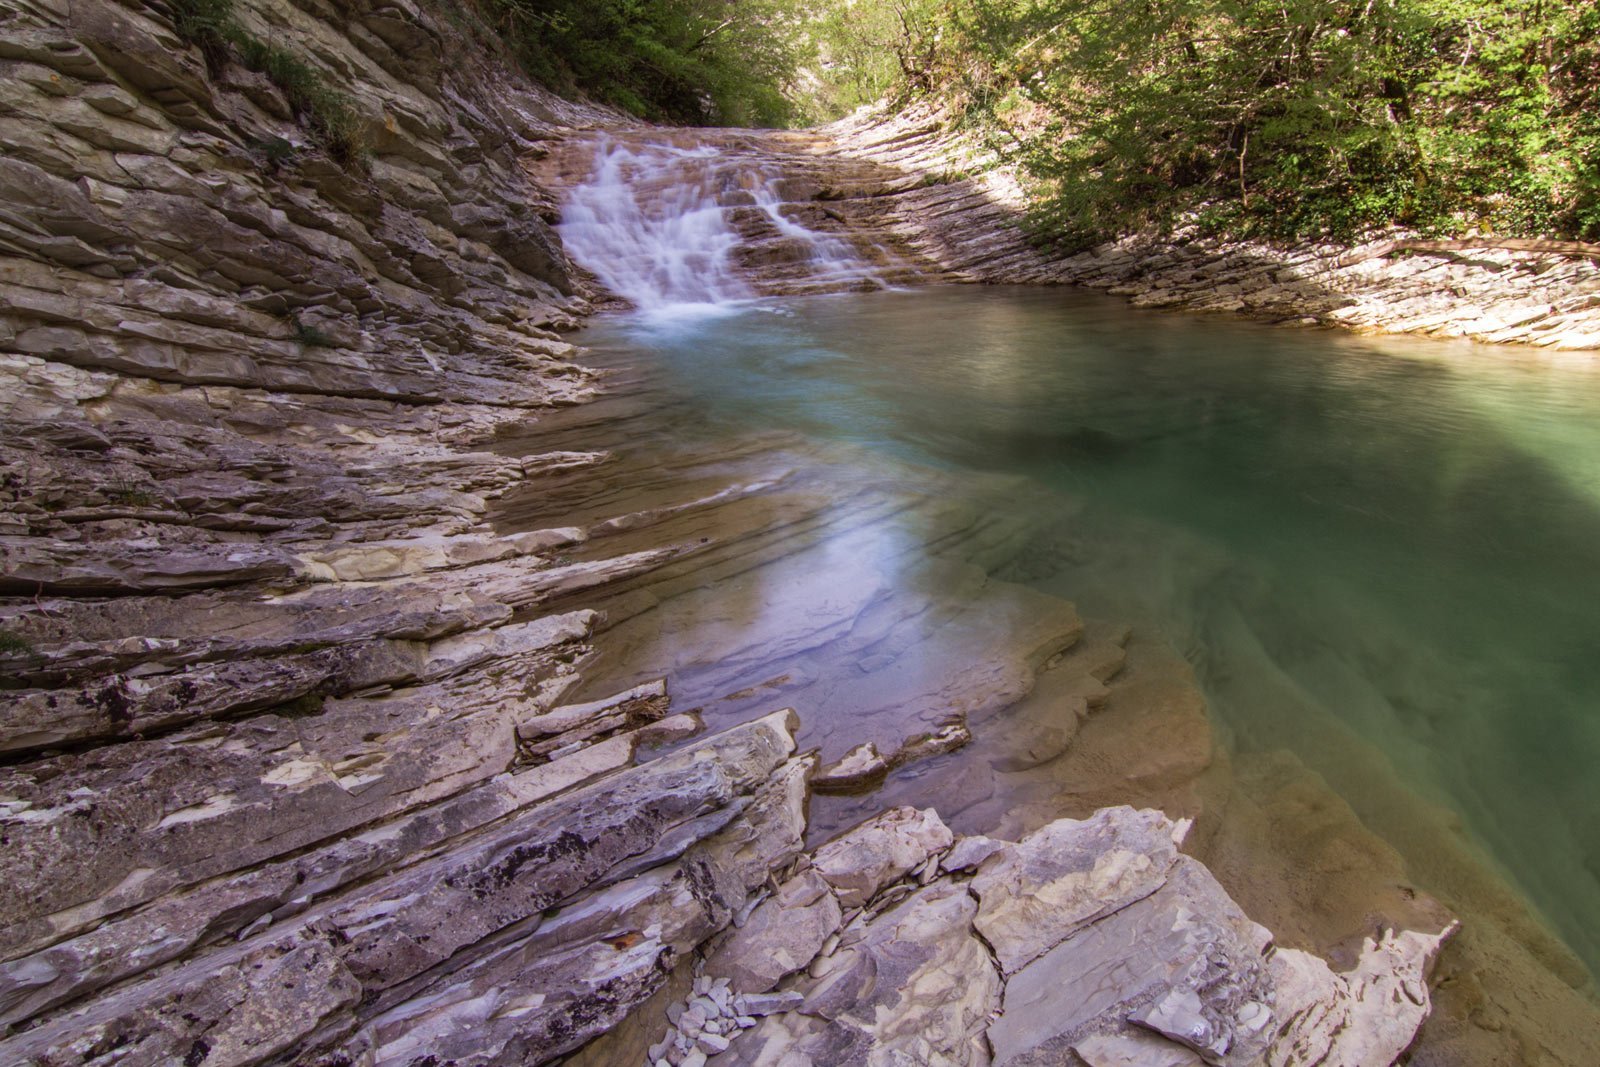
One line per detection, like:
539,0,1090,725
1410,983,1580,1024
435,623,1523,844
557,138,888,317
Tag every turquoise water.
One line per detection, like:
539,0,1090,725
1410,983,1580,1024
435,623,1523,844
581,285,1600,980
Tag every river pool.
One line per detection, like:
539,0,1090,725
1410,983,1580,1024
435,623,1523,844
566,284,1600,985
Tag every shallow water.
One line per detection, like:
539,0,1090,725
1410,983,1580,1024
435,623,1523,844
572,285,1600,981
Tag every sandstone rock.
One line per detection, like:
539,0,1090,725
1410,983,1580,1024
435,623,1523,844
1265,925,1456,1067
972,806,1186,973
940,834,1006,874
705,869,844,992
722,881,1001,1066
1074,1031,1205,1067
811,741,890,793
987,855,1275,1067
0,712,804,1065
810,806,954,908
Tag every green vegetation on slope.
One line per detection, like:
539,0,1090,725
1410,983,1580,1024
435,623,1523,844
171,0,366,165
464,0,808,127
169,0,1596,247
807,0,1600,247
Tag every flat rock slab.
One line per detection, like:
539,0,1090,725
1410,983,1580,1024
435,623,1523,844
973,805,1186,974
988,854,1274,1066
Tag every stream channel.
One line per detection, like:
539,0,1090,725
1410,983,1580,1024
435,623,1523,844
503,142,1600,1021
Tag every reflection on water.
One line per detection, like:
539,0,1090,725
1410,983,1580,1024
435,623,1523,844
560,286,1600,984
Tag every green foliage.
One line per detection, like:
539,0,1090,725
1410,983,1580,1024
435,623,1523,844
811,0,1600,245
804,0,952,115
251,135,298,167
170,0,235,50
0,631,33,657
467,0,808,127
169,0,366,166
109,485,160,507
291,317,337,347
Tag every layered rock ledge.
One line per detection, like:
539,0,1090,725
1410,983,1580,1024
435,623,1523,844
811,104,1600,352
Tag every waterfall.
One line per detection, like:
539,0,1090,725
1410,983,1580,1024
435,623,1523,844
557,138,886,317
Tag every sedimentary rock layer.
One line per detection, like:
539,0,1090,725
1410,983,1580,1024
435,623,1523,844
815,104,1600,351
642,805,1451,1067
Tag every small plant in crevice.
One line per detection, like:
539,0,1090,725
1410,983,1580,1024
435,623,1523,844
292,317,338,348
168,0,367,168
251,135,298,170
108,486,160,508
170,0,236,65
0,631,35,657
234,36,367,167
278,693,327,719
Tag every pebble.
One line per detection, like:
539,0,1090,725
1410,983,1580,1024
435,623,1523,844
697,1031,732,1054
738,990,804,1016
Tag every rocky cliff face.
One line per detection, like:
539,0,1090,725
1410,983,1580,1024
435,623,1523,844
0,3,1556,1065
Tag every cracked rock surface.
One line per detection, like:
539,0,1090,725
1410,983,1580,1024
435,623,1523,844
651,806,1450,1067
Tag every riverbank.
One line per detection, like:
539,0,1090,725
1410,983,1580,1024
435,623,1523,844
817,103,1600,352
1,3,1597,1065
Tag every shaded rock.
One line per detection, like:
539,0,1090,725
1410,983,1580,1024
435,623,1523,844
811,741,890,793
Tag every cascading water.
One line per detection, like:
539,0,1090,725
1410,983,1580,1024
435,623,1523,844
556,137,888,317
558,141,751,314
746,173,890,293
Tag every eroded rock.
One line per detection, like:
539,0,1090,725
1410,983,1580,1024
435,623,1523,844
810,805,954,909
